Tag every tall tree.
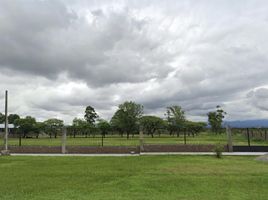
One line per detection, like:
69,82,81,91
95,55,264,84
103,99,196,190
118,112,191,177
84,106,98,125
111,101,143,139
207,105,226,134
166,106,186,136
140,116,164,138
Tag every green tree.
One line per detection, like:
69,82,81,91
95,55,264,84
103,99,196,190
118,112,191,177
72,118,92,138
84,106,98,125
166,106,186,137
8,114,20,124
14,116,36,138
140,116,164,138
44,118,64,138
111,101,143,139
97,120,110,137
110,111,124,137
207,105,226,134
184,121,207,137
34,122,46,138
0,112,5,123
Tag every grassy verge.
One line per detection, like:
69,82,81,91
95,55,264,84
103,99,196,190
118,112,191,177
0,155,267,200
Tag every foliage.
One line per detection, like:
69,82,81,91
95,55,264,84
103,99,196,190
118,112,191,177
72,117,93,137
111,101,143,138
208,105,226,134
140,116,165,137
43,118,64,138
214,143,224,158
8,114,20,124
97,119,111,136
0,113,20,124
0,112,4,123
84,106,98,125
14,116,37,137
184,121,207,135
166,106,186,135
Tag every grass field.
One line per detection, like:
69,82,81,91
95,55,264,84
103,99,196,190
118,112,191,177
0,155,267,200
4,132,268,146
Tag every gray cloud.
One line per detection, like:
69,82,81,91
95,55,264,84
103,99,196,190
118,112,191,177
1,0,268,123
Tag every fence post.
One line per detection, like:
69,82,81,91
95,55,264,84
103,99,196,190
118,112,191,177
226,126,233,152
19,134,22,146
139,126,144,152
61,127,67,154
183,128,186,145
247,128,251,147
1,90,10,156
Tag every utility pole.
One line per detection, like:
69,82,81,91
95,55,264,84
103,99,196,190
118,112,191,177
1,90,10,155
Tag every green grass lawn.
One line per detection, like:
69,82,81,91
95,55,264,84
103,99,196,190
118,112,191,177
0,155,267,200
4,132,268,146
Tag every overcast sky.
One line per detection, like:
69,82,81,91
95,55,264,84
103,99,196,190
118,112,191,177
1,0,268,124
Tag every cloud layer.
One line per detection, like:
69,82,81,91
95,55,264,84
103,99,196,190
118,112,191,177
1,0,268,123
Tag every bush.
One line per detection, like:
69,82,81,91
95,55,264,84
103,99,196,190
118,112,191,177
214,144,224,158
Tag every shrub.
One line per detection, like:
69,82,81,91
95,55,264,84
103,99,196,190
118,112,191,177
214,144,224,158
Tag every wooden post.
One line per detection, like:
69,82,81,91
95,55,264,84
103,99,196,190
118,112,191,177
139,126,144,152
247,128,251,147
61,126,67,154
226,126,233,152
1,90,10,155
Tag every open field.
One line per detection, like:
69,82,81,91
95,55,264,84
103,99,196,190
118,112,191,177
3,132,268,146
0,155,267,200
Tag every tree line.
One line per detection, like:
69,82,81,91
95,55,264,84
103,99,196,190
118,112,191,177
0,101,225,138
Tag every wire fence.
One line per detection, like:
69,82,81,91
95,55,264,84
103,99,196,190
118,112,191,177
1,128,268,147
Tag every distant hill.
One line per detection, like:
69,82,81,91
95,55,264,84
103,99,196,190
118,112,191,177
224,119,268,128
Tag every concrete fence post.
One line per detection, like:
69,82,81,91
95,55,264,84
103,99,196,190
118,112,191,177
62,126,67,154
226,126,233,152
139,126,144,152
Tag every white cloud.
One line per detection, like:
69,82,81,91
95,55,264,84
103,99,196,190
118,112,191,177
1,0,268,123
